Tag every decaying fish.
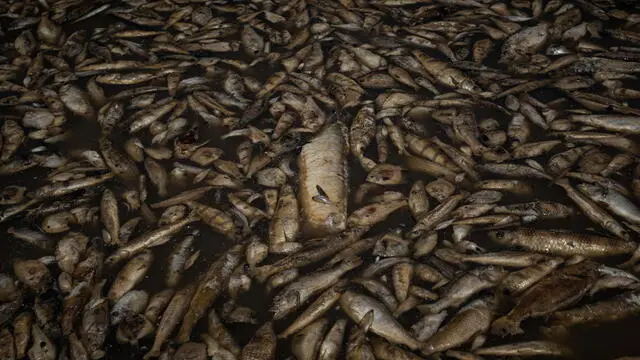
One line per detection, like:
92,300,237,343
422,297,495,355
489,228,637,257
0,1,640,359
298,122,348,237
340,290,420,350
492,261,599,336
177,245,244,343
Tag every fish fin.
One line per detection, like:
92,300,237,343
293,290,302,309
184,250,200,270
434,247,464,264
434,219,455,231
316,184,328,197
470,334,486,351
432,279,450,290
359,310,374,334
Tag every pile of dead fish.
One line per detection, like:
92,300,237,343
2,0,640,359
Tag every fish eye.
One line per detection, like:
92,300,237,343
495,231,505,239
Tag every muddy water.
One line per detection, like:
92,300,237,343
3,1,640,360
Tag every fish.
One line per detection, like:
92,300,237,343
418,266,506,313
298,122,348,237
13,312,33,359
578,183,640,225
108,250,153,302
29,324,56,360
340,290,420,350
271,257,361,319
269,184,301,253
551,290,640,327
491,261,599,336
253,227,369,282
13,259,52,294
421,297,495,355
489,228,637,257
279,281,347,339
146,284,196,359
176,244,244,343
1,1,640,360
291,319,328,360
105,216,198,266
556,178,630,239
166,234,199,288
476,341,572,357
61,282,91,336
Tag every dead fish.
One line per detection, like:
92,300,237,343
100,189,120,245
499,257,564,295
419,266,505,314
411,311,448,342
108,250,153,302
166,234,199,288
59,84,95,120
291,319,328,360
61,282,91,336
556,178,630,239
13,259,52,294
110,290,148,326
551,290,640,327
271,257,361,319
476,341,572,357
176,244,244,343
578,183,640,225
146,284,196,359
421,297,495,355
0,328,15,360
340,290,420,350
489,228,636,257
491,261,599,336
29,324,56,360
298,122,348,237
501,23,549,64
279,281,347,339
99,137,140,184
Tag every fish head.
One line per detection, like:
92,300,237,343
487,229,513,244
576,183,603,196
